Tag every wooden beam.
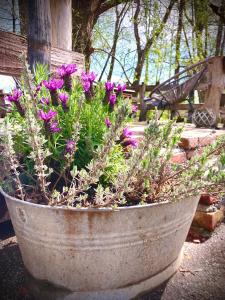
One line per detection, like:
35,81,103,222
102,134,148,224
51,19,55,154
50,0,72,50
203,57,225,119
28,0,52,69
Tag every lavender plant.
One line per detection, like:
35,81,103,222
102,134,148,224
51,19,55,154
1,58,225,207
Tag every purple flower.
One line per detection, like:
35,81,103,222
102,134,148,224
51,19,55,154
6,89,22,102
121,127,133,139
117,83,126,93
122,137,138,148
50,121,61,133
43,78,64,91
109,94,116,106
105,81,115,92
82,81,91,92
66,140,75,154
105,117,112,128
81,71,97,83
39,97,50,105
132,105,138,113
39,109,57,122
59,93,69,106
57,64,77,77
36,84,42,92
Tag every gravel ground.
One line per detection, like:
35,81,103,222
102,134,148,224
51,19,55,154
0,220,225,300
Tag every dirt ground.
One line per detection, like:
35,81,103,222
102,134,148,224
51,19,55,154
0,220,225,300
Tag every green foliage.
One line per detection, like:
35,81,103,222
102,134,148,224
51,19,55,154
2,61,225,208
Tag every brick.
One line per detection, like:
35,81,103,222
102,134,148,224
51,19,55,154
192,208,224,231
170,149,187,164
199,194,218,205
186,147,204,159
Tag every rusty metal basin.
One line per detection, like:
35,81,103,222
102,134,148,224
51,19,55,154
1,188,199,300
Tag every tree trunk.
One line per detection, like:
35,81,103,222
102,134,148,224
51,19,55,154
215,1,225,56
133,0,176,89
27,0,52,70
72,0,101,70
193,0,208,58
221,29,225,56
51,0,72,50
139,83,147,121
175,0,185,74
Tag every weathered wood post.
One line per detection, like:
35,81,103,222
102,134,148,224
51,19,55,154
50,0,72,51
27,0,52,69
139,83,147,121
203,56,225,120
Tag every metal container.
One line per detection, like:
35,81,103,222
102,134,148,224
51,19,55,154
1,188,199,300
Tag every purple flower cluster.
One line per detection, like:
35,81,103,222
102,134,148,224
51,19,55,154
120,127,138,149
59,93,69,111
50,121,61,133
39,109,61,133
5,89,24,116
105,117,112,128
65,140,75,154
104,81,117,110
5,89,22,103
81,71,97,100
57,64,77,92
43,78,64,106
39,97,50,106
43,79,64,92
132,105,138,113
116,83,126,95
105,81,115,92
57,64,77,77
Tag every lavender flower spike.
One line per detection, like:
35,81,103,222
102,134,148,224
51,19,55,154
39,97,50,106
121,127,133,140
105,117,112,128
132,105,138,113
66,140,76,154
39,109,57,122
105,81,115,92
121,137,138,148
57,64,77,77
43,79,64,91
59,93,69,109
109,94,116,107
57,64,77,92
116,83,126,94
6,88,23,102
5,89,24,116
50,121,61,133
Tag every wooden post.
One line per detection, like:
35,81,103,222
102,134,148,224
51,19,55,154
28,0,52,69
203,56,225,119
139,83,147,121
50,0,72,51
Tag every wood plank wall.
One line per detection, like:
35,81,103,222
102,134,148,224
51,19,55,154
0,30,85,77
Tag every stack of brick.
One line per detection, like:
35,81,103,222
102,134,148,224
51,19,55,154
179,128,225,232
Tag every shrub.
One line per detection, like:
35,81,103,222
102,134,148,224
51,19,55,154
1,57,225,208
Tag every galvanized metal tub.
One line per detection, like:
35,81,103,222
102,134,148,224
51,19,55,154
1,188,199,300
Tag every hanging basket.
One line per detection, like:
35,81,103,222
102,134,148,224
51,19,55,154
192,108,217,128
